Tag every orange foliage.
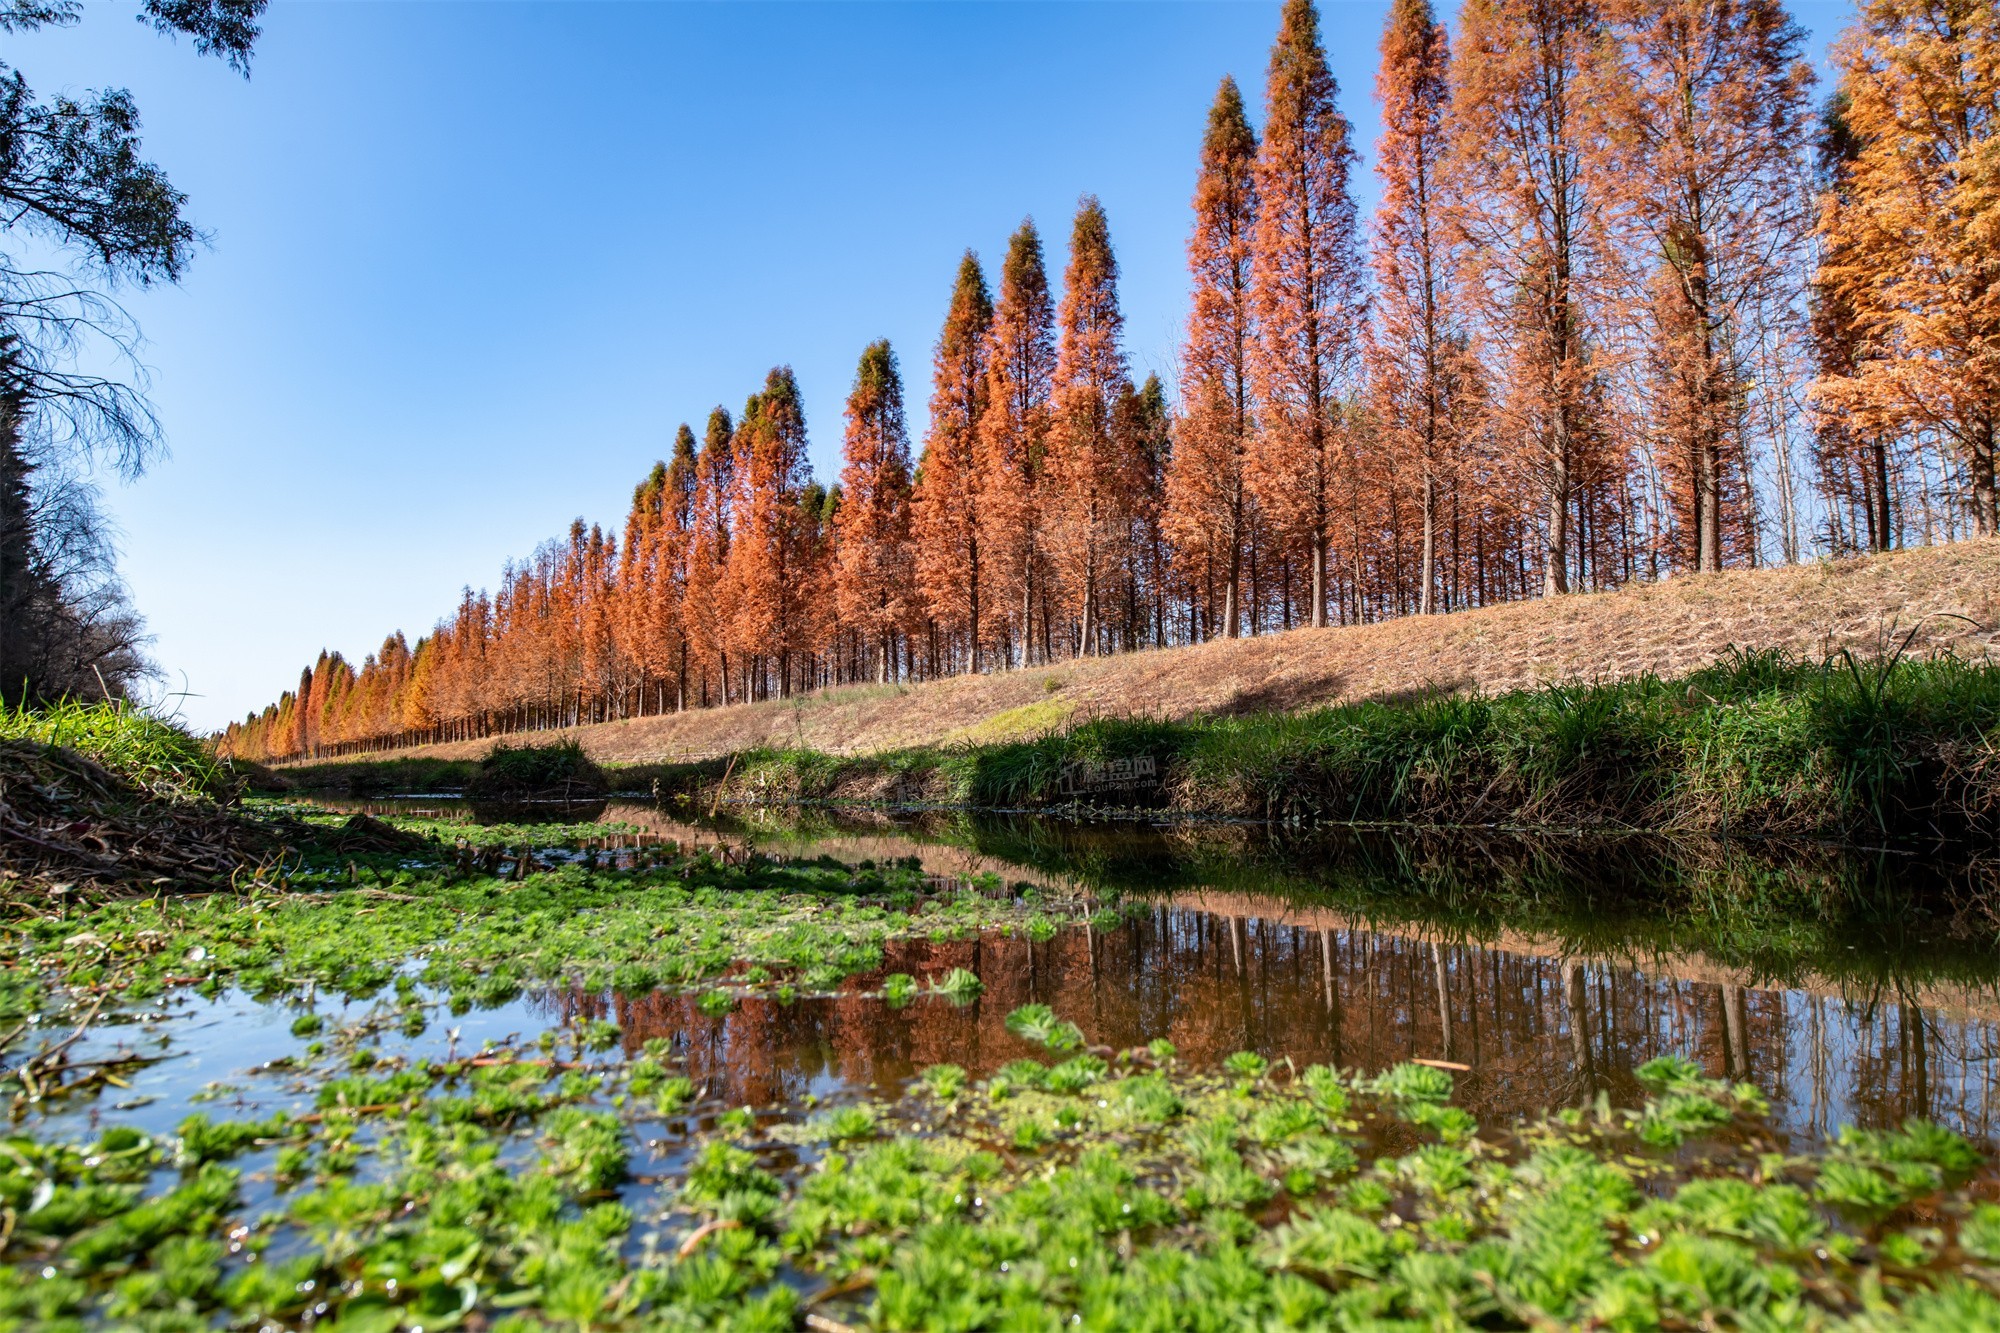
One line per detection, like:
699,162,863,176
1449,0,1609,596
832,341,915,682
1248,0,1366,628
976,221,1057,668
910,253,993,670
1043,196,1133,657
1166,77,1262,640
1812,0,2000,537
219,0,1986,763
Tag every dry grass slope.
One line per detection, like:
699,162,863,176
290,538,2000,770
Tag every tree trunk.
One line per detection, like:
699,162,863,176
1419,469,1436,615
0,397,33,706
1079,545,1098,657
968,538,982,674
1223,543,1241,639
1697,430,1722,572
1973,426,1997,537
1545,436,1571,596
1309,535,1327,629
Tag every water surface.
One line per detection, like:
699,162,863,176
28,799,2000,1149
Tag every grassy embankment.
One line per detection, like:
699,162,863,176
275,537,2000,780
621,647,2000,844
277,542,2000,842
283,647,2000,841
0,699,284,891
1,697,234,802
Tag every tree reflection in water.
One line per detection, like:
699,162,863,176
518,804,2000,1143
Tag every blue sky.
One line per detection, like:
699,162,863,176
9,0,1855,732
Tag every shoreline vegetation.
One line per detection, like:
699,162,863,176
279,646,2000,847
6,706,2000,1326
1,768,1999,1326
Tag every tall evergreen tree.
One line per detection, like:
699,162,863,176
1249,0,1366,628
2,2,268,706
1367,0,1478,614
977,220,1057,666
0,388,37,701
910,253,994,670
1046,196,1132,656
833,340,915,682
1166,77,1262,639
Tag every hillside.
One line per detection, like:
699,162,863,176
280,538,2000,771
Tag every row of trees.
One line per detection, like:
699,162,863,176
222,0,1997,762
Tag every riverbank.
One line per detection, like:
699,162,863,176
685,646,2000,841
304,647,2000,844
268,538,2000,775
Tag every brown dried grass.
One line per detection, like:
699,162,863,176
289,538,2000,773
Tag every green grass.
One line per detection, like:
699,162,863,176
0,698,231,802
1167,645,2000,837
689,649,2000,843
464,739,610,801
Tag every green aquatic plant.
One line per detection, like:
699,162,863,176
10,795,2000,1333
1003,1002,1085,1052
0,834,1093,1025
919,1064,968,1100
1223,1050,1271,1084
9,1001,2000,1333
806,1105,880,1144
1368,1060,1454,1105
932,967,984,1002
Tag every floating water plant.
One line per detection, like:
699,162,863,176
932,967,984,1001
1003,1002,1085,1052
8,794,2000,1332
10,970,2000,1331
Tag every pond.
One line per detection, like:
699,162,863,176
139,797,2000,1147
14,798,2000,1329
